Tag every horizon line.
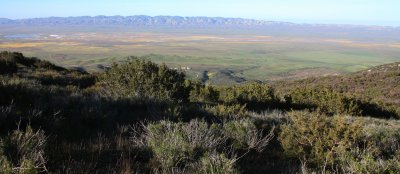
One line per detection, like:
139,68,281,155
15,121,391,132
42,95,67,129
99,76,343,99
2,15,399,28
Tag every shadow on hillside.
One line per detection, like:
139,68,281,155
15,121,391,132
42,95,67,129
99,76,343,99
359,102,398,119
245,100,398,119
0,83,222,141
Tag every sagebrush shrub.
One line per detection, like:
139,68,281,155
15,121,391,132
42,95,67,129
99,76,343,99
143,120,224,169
197,152,238,174
223,119,274,152
133,119,273,172
279,111,364,167
0,126,47,173
279,111,400,173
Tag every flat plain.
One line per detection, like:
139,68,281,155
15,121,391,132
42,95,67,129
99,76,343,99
0,25,399,83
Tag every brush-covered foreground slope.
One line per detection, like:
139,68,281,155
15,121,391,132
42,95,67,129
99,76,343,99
1,51,400,173
0,51,95,87
274,62,400,117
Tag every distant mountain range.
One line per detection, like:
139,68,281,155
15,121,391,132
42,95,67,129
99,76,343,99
1,16,399,41
0,15,398,30
0,16,285,26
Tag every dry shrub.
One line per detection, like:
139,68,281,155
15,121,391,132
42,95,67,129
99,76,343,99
0,125,47,173
131,119,274,172
279,111,400,173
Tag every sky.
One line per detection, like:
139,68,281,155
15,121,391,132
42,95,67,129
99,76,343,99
0,0,399,26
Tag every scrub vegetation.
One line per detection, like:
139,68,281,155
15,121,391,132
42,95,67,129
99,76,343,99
0,51,399,173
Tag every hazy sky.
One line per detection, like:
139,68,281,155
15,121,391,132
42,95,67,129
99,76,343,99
1,0,399,26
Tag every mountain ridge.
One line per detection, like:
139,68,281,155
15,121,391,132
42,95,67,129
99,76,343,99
1,15,398,30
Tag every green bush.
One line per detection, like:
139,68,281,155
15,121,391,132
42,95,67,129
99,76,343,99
279,111,364,167
216,83,279,112
98,58,191,102
287,87,361,115
219,83,276,105
204,104,247,118
189,83,219,104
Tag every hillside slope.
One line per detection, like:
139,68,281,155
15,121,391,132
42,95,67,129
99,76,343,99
1,51,400,173
274,62,400,117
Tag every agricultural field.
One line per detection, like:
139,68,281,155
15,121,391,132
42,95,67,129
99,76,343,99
1,26,399,83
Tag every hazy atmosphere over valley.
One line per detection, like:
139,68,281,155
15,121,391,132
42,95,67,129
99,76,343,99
0,0,399,173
